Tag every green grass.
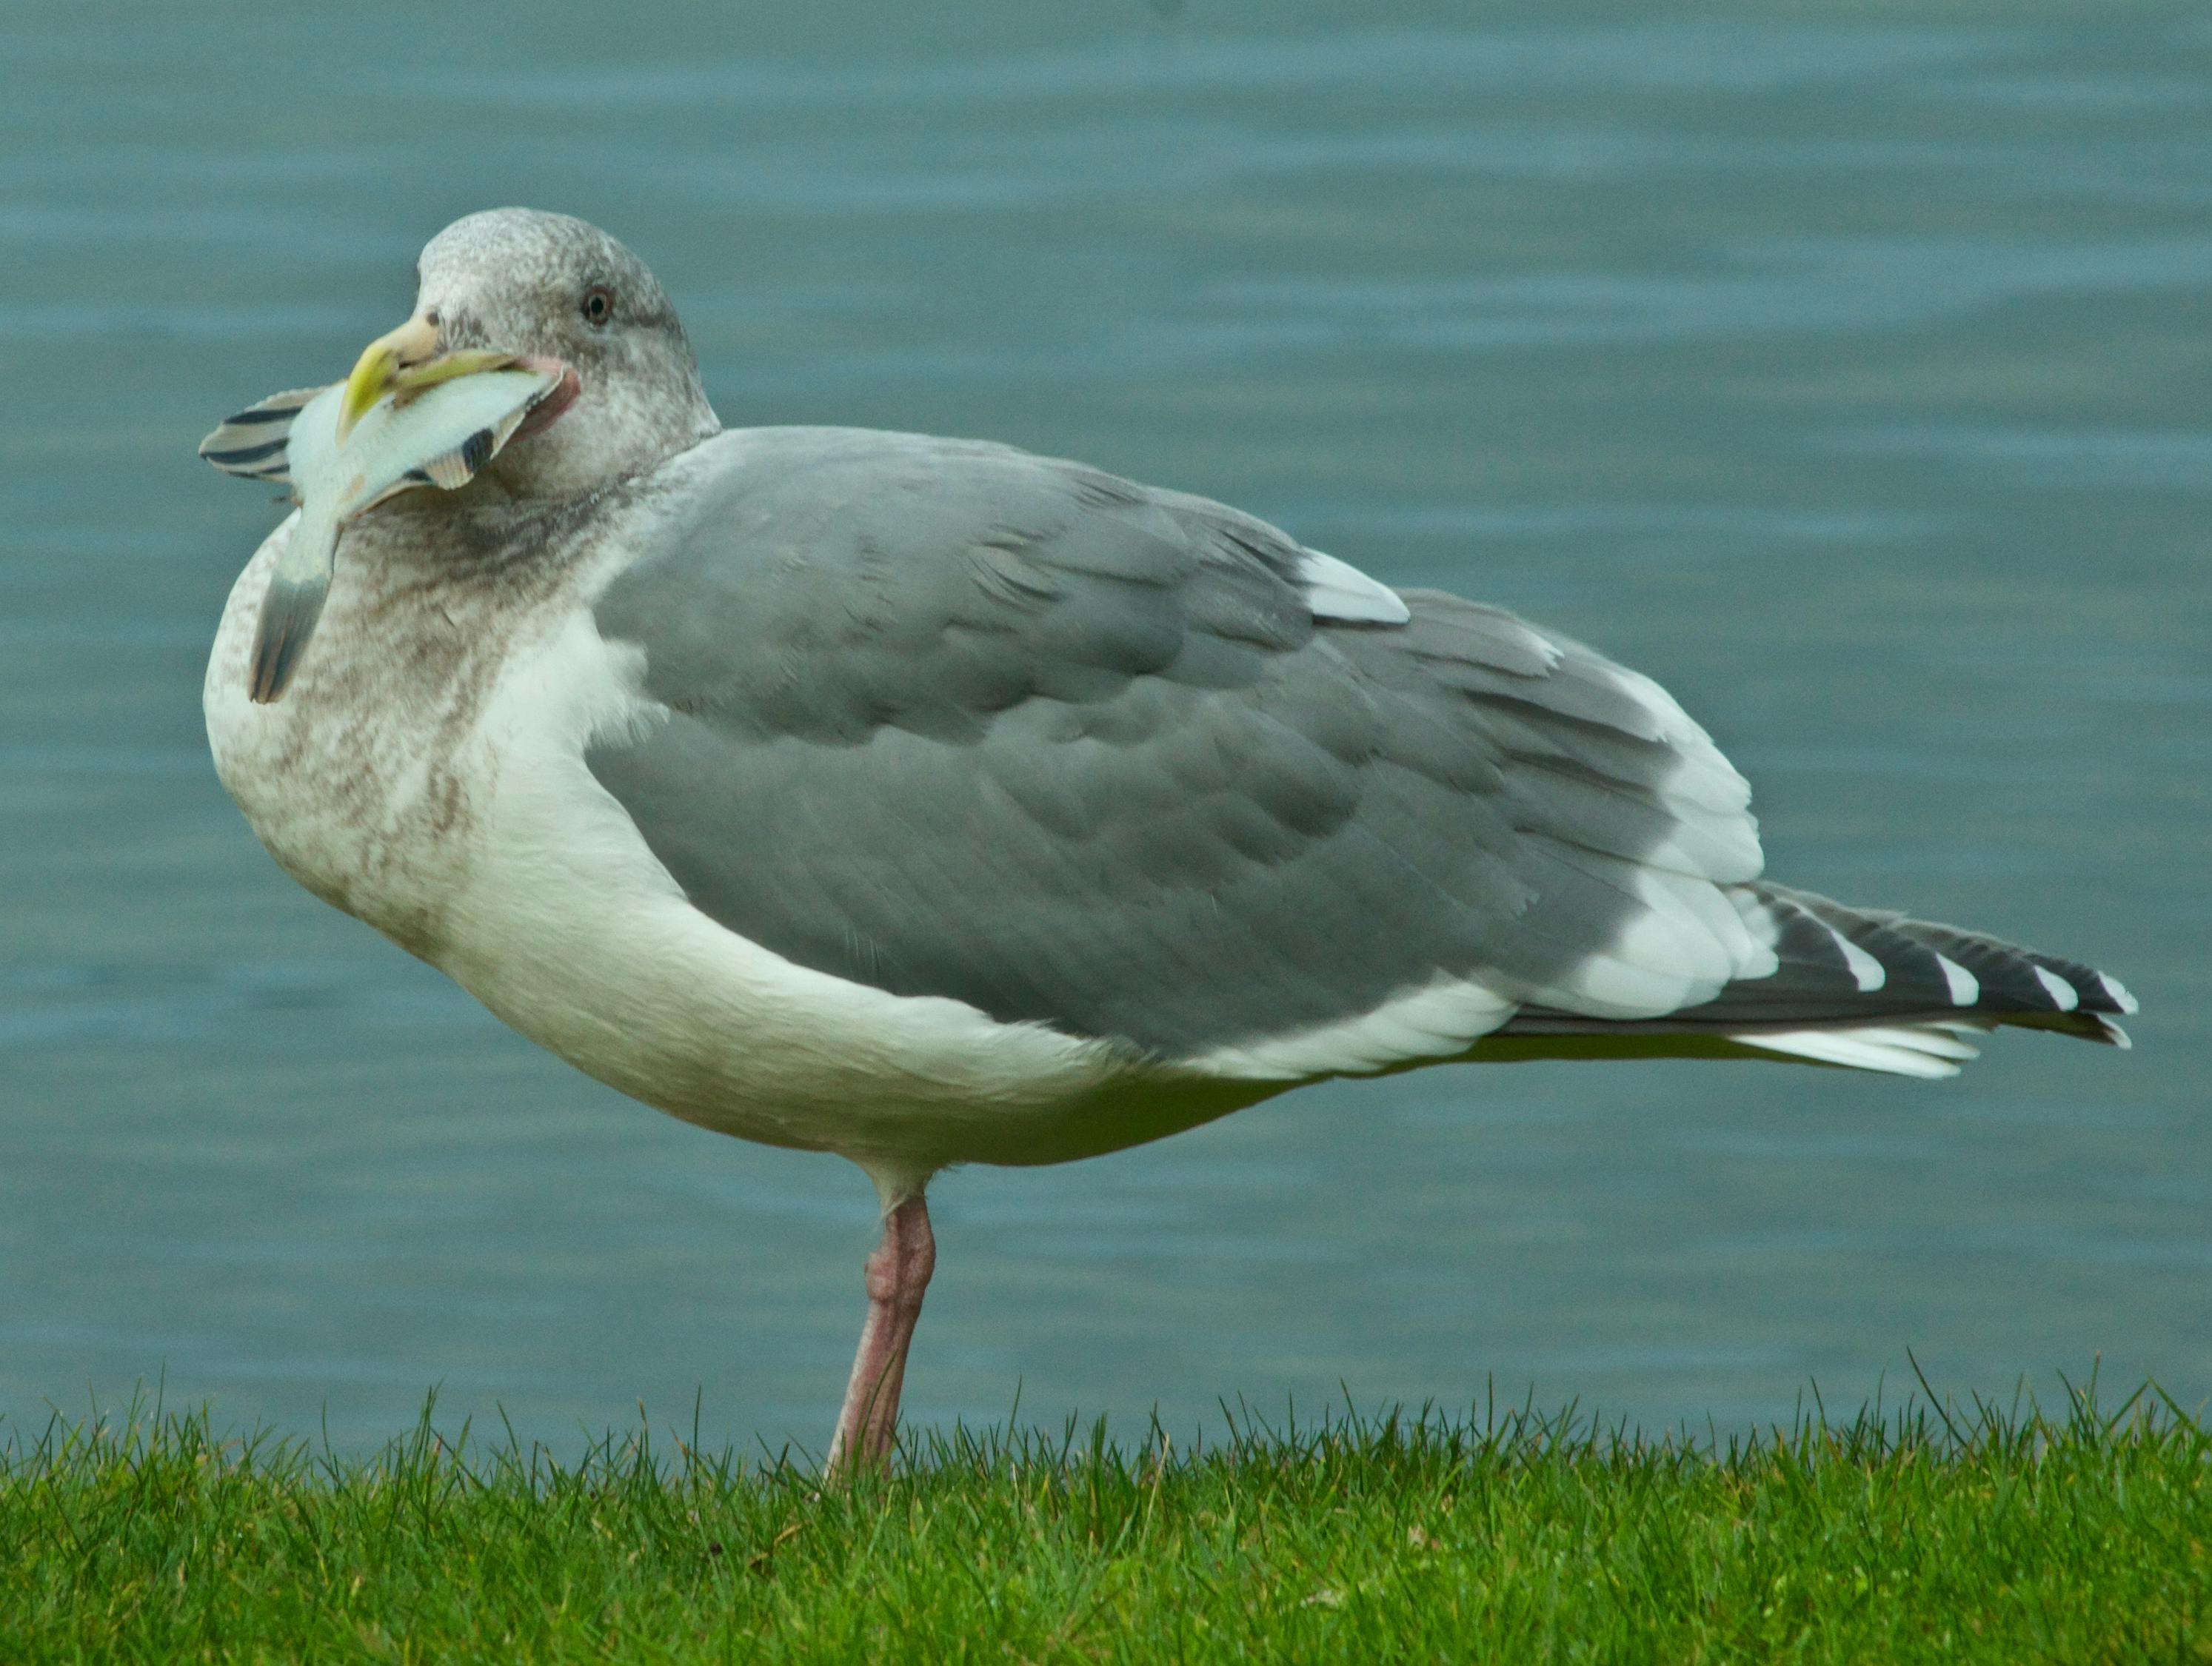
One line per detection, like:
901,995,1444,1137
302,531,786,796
3,1376,2206,1663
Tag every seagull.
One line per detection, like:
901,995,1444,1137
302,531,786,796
201,208,2136,1471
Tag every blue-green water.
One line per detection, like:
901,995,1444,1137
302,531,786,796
4,2,2207,1454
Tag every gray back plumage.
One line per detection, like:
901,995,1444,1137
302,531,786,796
587,429,1750,1060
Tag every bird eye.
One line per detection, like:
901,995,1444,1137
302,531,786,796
581,285,615,327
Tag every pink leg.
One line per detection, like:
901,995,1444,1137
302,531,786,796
826,1194,936,1473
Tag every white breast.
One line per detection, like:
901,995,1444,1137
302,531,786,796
205,512,489,953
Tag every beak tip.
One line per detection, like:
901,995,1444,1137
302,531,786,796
338,312,438,447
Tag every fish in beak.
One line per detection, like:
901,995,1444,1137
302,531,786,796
201,327,578,703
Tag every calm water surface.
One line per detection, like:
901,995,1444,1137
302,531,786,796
3,1,2207,1453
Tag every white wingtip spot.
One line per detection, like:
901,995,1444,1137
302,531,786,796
1935,954,1979,1007
2031,965,2079,1011
2096,971,2139,1014
1826,926,1886,993
1297,549,1411,626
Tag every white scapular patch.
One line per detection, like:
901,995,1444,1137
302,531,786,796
1523,763,1758,883
1186,974,1517,1080
2096,971,2139,1014
1826,926,1887,993
1296,549,1412,625
1724,891,1785,980
1537,863,1777,1020
2032,966,2079,1011
1934,954,1979,1006
1589,662,1754,814
1587,663,1766,896
1737,1023,1984,1080
1656,803,1764,886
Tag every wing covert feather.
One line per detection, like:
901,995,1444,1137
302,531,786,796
587,430,1762,1062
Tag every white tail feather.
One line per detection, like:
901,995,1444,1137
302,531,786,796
1734,1023,1986,1079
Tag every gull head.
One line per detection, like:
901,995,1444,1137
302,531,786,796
344,208,721,501
202,212,722,702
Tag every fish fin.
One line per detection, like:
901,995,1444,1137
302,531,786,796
198,385,328,484
419,426,497,489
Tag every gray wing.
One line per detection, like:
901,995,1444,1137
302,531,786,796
586,428,1764,1073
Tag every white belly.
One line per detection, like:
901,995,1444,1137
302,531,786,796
205,512,1249,1191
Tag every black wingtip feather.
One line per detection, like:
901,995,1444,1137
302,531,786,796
1638,881,2138,1048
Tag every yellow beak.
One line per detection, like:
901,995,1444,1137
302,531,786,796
336,314,441,441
